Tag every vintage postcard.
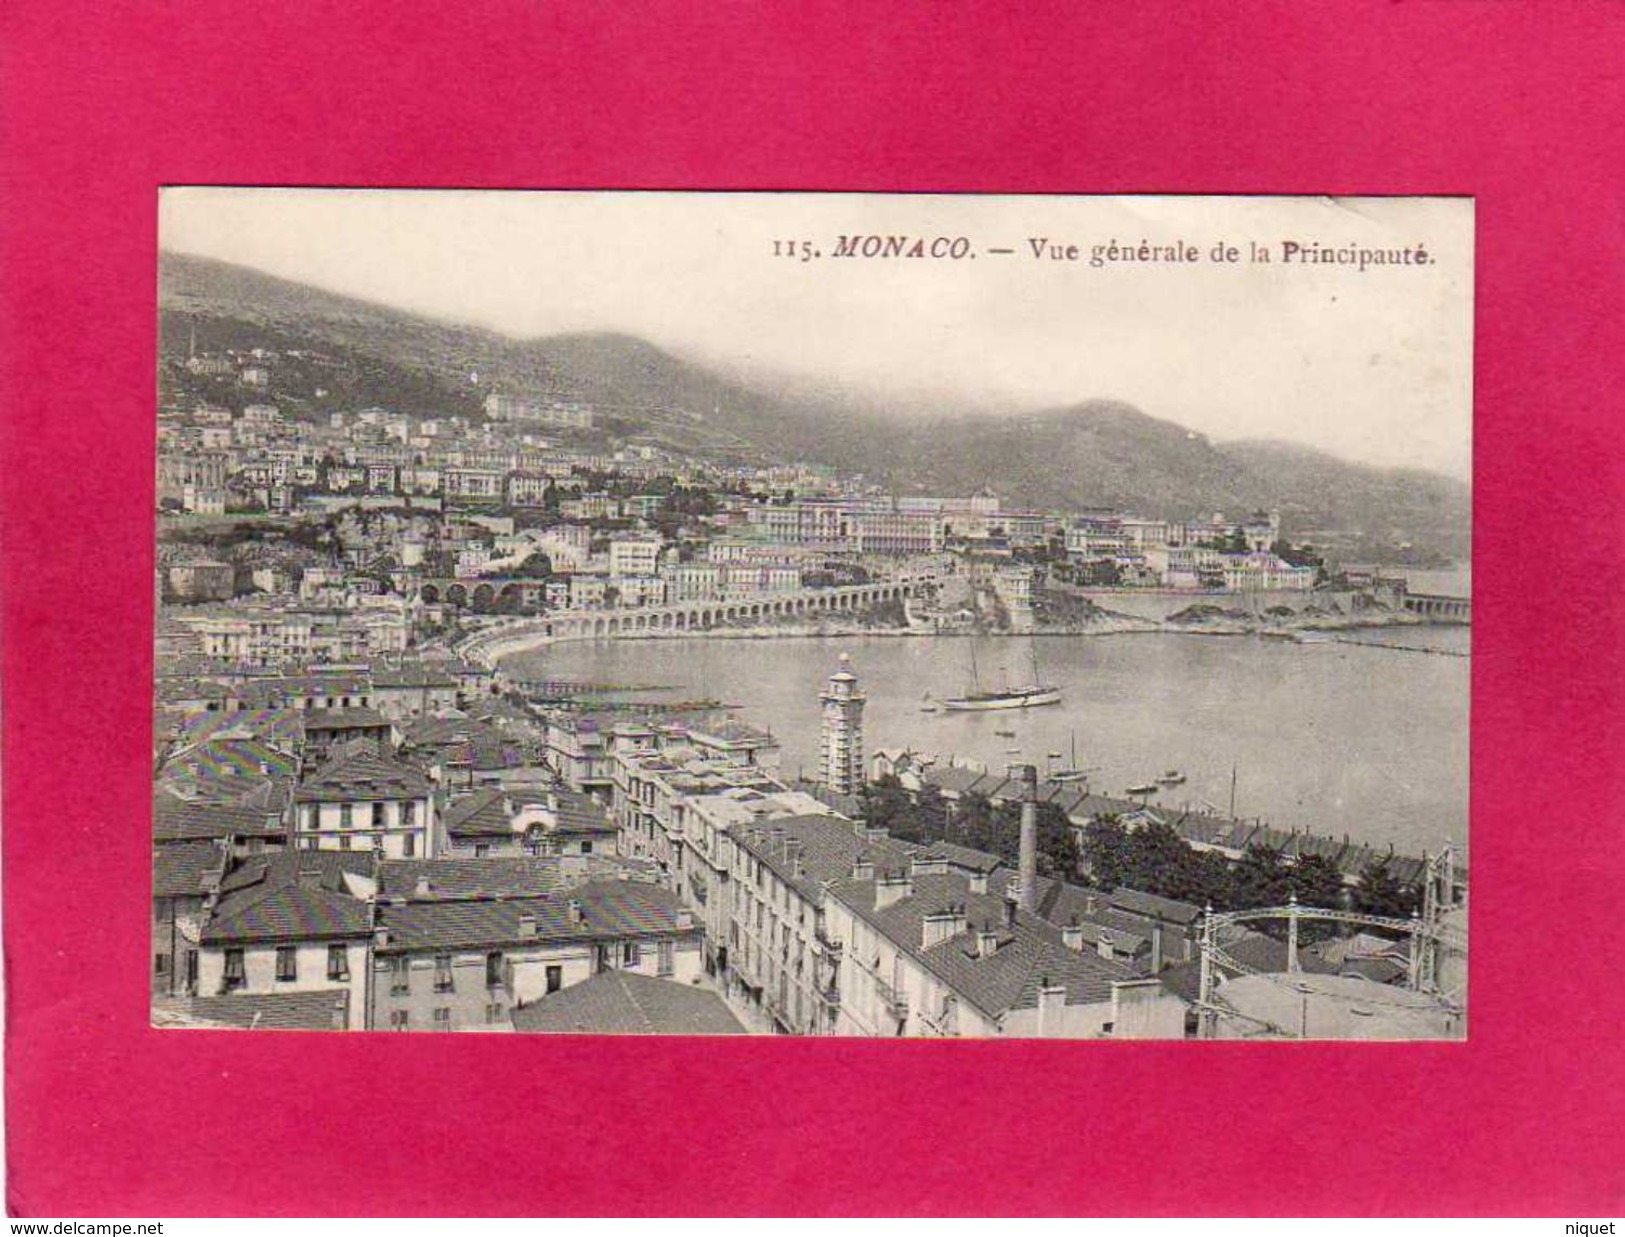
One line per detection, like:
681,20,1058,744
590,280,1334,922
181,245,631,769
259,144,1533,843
152,190,1470,1039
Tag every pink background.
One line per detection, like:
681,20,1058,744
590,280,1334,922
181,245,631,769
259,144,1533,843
3,0,1622,1216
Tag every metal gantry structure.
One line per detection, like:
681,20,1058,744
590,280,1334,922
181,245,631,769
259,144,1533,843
1195,843,1466,1038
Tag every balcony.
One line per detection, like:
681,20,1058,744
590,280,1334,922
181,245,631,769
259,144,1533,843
814,925,843,954
817,983,841,1008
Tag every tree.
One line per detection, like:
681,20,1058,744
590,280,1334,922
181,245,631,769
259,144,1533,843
1034,801,1081,880
914,785,951,839
1353,857,1421,920
1080,815,1131,890
1271,539,1325,571
1079,559,1124,587
511,551,553,580
952,792,1001,854
862,775,917,840
1116,821,1194,899
1234,843,1290,910
1287,853,1346,912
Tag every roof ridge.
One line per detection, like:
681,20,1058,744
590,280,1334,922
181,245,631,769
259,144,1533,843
620,970,661,1035
208,877,288,924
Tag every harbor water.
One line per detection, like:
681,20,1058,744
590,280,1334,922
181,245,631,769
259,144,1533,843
508,623,1469,859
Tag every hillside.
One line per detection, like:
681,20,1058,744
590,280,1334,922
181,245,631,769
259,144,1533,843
158,253,1470,559
1220,440,1471,561
159,253,812,453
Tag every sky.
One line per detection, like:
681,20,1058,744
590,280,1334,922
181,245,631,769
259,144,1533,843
160,189,1474,479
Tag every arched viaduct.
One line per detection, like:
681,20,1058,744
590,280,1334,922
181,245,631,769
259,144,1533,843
416,577,546,612
1399,592,1471,622
456,580,916,661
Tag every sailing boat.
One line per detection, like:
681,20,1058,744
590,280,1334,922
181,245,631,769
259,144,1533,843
941,638,1062,711
1049,732,1090,782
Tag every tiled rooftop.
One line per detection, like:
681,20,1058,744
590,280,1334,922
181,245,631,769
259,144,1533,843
377,857,565,900
203,870,372,945
442,788,513,838
153,841,229,898
511,971,746,1036
162,990,350,1031
294,750,432,802
154,796,287,842
828,869,1138,1020
374,880,693,953
729,813,917,904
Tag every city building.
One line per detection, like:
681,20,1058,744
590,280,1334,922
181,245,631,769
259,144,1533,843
608,537,663,579
166,561,235,603
482,392,594,429
193,851,376,1029
152,841,229,995
370,881,701,1032
369,663,460,721
819,861,1182,1038
441,786,617,858
292,749,436,858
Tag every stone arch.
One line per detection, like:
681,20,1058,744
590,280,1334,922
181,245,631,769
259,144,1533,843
447,584,469,607
420,583,441,604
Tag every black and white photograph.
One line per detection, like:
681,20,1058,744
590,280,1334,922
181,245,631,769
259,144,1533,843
152,190,1470,1040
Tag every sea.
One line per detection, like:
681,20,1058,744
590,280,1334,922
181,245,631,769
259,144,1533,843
505,567,1470,861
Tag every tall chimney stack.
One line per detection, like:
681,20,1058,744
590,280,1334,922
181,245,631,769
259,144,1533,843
1017,763,1039,914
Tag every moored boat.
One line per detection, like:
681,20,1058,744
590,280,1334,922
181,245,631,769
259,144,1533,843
941,684,1063,711
940,637,1063,712
1047,734,1091,783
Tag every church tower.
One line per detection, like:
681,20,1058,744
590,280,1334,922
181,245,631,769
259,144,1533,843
819,653,866,796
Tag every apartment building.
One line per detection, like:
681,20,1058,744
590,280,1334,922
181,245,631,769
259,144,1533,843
370,881,701,1032
292,750,436,859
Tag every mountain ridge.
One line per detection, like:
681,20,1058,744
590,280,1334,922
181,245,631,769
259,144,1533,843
158,252,1470,559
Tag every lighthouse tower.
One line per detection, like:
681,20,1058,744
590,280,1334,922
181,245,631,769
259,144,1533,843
819,653,866,795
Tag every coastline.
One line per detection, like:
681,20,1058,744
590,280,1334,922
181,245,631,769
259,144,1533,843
462,602,1463,671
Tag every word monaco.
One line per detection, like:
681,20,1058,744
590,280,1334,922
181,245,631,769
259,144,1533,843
773,235,1434,273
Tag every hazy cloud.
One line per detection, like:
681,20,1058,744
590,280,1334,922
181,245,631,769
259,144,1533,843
161,189,1472,479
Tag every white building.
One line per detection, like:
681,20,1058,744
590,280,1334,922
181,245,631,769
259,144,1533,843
292,751,437,859
609,537,663,579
